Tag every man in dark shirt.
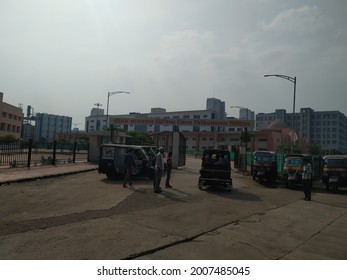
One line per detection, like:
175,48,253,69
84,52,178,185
123,149,135,188
165,152,173,188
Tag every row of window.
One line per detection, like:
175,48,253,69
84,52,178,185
315,140,345,146
257,113,344,121
0,123,20,133
1,111,22,122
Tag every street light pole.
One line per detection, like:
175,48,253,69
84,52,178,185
264,74,297,153
106,91,130,128
230,105,251,174
94,102,102,131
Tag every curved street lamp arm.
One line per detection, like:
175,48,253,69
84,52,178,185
106,91,131,129
264,74,296,84
108,91,130,97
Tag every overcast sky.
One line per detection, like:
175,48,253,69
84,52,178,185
1,0,346,129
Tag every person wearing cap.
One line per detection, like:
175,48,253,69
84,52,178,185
154,147,165,193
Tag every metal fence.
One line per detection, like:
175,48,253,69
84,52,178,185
0,140,89,169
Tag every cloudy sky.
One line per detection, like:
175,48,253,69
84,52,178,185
1,0,346,129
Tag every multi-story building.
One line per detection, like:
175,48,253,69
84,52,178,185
85,108,105,132
85,98,257,150
256,108,347,153
34,113,72,143
85,98,229,133
0,92,22,139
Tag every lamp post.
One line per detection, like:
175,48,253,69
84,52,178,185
230,105,251,173
264,74,297,153
94,102,102,131
106,91,130,128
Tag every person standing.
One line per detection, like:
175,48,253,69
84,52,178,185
123,149,135,188
154,147,165,193
302,157,313,201
165,152,173,188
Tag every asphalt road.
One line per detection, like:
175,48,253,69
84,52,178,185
0,157,346,260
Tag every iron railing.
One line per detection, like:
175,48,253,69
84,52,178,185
0,140,89,169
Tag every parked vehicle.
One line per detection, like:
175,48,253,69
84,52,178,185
141,146,157,166
198,149,232,191
98,144,154,179
322,155,347,192
282,154,312,188
251,151,277,183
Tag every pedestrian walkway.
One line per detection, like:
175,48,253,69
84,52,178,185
0,162,98,185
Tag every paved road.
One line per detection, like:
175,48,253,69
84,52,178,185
0,158,346,260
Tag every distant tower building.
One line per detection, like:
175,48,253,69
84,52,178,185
34,113,72,143
206,98,226,120
239,108,255,121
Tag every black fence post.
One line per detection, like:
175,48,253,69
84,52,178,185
73,142,77,163
52,140,57,165
27,139,33,169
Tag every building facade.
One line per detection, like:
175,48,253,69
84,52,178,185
34,113,72,143
256,108,347,153
85,98,228,134
85,98,258,151
85,108,105,132
0,92,23,139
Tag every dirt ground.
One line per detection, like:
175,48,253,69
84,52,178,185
1,158,347,260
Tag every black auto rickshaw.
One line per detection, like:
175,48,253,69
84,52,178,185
251,151,277,183
281,154,312,188
322,155,347,192
98,144,154,179
198,149,232,191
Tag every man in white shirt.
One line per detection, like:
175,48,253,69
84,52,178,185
154,147,165,193
302,157,313,201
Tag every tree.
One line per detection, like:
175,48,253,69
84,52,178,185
0,135,17,143
126,132,155,146
308,144,321,155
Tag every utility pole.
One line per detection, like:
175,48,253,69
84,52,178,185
94,103,102,131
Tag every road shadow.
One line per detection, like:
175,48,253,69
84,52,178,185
199,185,262,202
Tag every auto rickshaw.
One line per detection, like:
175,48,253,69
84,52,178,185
251,151,277,183
322,155,347,192
198,149,232,191
98,144,154,179
281,154,312,188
